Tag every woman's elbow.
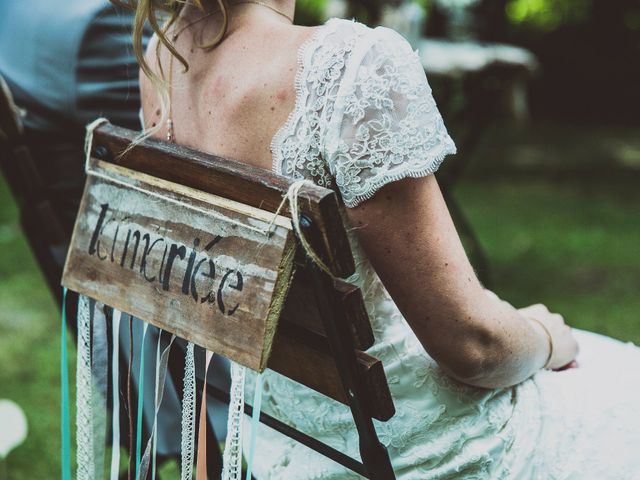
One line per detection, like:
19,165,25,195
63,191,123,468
437,326,517,389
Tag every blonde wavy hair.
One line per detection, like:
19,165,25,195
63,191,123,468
110,0,230,148
113,0,229,81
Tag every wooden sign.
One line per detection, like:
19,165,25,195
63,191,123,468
62,158,295,372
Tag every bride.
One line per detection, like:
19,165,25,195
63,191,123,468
120,0,640,477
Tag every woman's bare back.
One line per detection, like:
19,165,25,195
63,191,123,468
140,15,319,172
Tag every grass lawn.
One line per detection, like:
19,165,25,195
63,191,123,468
0,122,638,478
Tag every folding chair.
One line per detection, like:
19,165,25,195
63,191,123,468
62,122,397,479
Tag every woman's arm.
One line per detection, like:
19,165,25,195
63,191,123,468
346,174,579,389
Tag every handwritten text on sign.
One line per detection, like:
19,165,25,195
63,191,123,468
62,159,294,371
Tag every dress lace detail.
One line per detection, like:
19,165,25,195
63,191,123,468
247,18,640,480
330,28,457,207
271,18,356,189
271,20,456,208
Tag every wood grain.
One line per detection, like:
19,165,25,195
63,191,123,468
70,122,396,423
90,123,355,278
62,159,295,372
268,326,395,421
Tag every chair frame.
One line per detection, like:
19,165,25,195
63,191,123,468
76,123,398,479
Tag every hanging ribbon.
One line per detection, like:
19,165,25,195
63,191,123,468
127,315,135,480
196,351,214,480
76,295,94,480
138,331,176,480
134,322,149,479
181,342,197,480
151,331,162,480
245,373,265,480
91,302,109,478
60,288,71,480
109,310,122,480
222,362,246,480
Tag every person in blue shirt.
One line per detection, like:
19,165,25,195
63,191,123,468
0,0,143,236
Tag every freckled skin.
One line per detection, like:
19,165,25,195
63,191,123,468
347,176,575,388
140,9,318,171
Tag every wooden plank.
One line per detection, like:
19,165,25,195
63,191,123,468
62,158,295,372
282,266,374,350
90,123,355,278
268,326,395,421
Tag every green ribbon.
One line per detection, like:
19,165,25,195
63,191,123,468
60,288,71,480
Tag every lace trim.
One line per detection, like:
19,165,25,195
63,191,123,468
109,310,121,480
332,31,457,207
270,19,337,175
76,295,93,480
222,362,246,480
342,150,452,207
180,342,196,480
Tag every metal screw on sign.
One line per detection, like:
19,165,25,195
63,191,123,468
94,145,110,160
299,215,312,229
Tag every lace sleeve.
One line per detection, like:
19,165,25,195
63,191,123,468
326,27,456,207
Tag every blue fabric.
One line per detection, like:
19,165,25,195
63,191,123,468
0,0,109,131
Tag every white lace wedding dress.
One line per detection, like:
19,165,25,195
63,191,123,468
244,18,640,479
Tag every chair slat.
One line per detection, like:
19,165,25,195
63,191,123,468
268,326,395,421
91,124,355,279
282,266,374,351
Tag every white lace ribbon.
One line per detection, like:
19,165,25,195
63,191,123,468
138,331,176,480
222,361,247,480
76,295,94,480
91,302,108,479
181,342,197,480
109,309,122,480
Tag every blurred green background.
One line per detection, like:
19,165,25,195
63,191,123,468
1,0,639,477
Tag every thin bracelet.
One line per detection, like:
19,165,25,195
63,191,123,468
528,317,554,369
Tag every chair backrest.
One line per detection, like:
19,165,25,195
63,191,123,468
62,122,395,422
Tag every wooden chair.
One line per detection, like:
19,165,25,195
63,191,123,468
62,122,397,479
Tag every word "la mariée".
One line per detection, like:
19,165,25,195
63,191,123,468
87,203,244,315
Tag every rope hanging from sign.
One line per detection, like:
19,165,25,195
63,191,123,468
181,342,197,480
126,316,135,479
286,180,335,276
84,117,110,170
